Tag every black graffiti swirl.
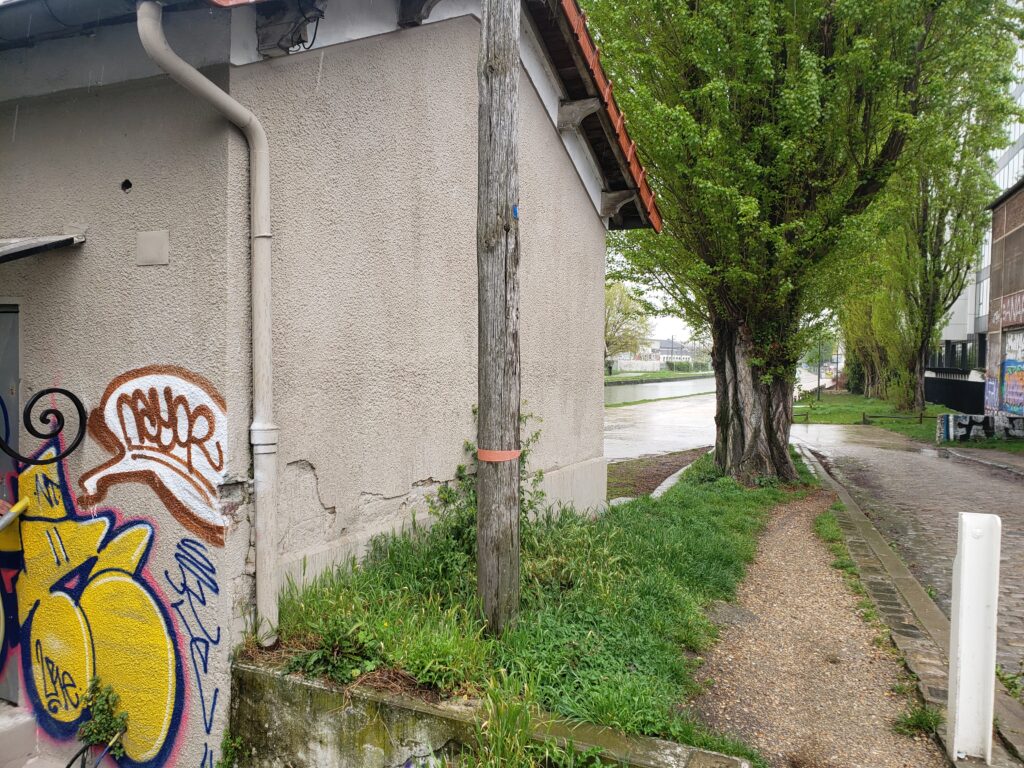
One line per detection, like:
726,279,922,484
0,388,86,466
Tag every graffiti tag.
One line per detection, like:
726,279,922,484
81,366,229,546
1003,290,1024,328
165,537,222,764
36,638,80,714
5,441,183,767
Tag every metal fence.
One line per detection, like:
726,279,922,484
925,375,985,414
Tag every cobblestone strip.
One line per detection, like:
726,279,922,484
796,446,1024,767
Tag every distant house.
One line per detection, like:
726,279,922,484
0,0,659,765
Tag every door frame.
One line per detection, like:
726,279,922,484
0,298,20,705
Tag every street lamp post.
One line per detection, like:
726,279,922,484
817,337,822,401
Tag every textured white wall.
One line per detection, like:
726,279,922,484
0,13,606,766
0,72,250,768
229,16,606,582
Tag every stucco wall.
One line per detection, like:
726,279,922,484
229,15,606,582
0,13,606,768
0,72,251,768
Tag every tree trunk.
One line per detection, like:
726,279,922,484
912,348,927,413
711,316,798,484
476,0,521,635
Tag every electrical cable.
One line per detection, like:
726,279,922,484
62,744,90,768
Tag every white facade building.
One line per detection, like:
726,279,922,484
940,45,1024,371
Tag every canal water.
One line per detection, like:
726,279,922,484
604,376,716,405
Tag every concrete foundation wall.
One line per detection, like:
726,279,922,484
937,413,1024,442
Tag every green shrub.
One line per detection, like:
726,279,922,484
78,678,128,758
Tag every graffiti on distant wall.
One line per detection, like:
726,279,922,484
0,441,182,767
1002,290,1024,328
164,537,222,768
80,365,229,546
1002,330,1024,416
938,413,1024,441
949,414,993,441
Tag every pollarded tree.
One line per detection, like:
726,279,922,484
588,0,1020,482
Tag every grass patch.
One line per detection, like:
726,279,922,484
270,450,816,766
945,436,1024,454
799,392,954,442
605,370,713,384
998,661,1024,703
812,510,857,577
605,392,707,409
606,448,708,498
893,703,943,736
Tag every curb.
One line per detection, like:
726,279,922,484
651,448,713,499
795,445,1024,766
604,373,715,387
943,447,1024,480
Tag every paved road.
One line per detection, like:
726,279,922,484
604,370,825,461
792,423,1024,674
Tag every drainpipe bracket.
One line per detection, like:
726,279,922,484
250,423,280,450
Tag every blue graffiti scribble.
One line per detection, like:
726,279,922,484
165,538,222,762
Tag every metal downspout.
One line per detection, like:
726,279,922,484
137,0,279,643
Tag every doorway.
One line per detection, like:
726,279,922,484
0,304,18,704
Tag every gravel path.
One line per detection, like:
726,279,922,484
691,490,947,768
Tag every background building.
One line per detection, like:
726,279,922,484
936,45,1024,375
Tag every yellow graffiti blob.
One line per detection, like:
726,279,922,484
15,449,179,765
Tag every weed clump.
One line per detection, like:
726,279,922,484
78,677,128,758
893,703,943,736
275,435,808,765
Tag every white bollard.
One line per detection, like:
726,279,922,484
947,512,1001,765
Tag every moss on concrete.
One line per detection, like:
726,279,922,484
230,662,750,768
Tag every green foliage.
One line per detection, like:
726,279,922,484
845,354,865,395
588,0,1016,376
667,360,693,372
813,511,857,577
216,734,245,768
997,661,1024,704
605,282,653,361
894,703,944,736
78,677,128,758
803,329,838,370
586,0,1021,475
276,447,819,765
838,1,1021,408
463,675,606,768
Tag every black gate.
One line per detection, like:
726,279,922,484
924,373,985,414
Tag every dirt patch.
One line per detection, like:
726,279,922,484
355,667,445,704
690,490,946,768
606,447,710,498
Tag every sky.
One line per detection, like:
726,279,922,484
652,314,691,343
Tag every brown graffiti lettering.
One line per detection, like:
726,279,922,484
80,366,229,546
116,386,224,475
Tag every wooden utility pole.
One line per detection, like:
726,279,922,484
476,0,521,634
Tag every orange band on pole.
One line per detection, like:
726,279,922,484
477,449,522,463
